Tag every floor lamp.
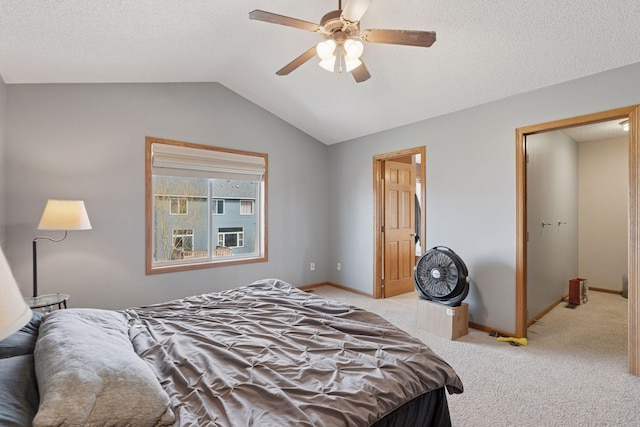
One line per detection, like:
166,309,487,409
0,245,32,341
33,200,92,298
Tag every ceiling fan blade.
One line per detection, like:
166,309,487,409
351,61,371,83
341,0,373,24
249,10,320,32
276,46,318,76
361,29,436,47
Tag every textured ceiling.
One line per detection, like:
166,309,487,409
1,0,639,145
563,119,629,143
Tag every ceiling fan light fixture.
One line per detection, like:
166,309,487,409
250,1,434,83
345,57,362,72
319,56,337,72
344,39,364,59
316,40,336,60
620,119,629,132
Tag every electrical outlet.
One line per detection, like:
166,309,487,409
337,263,341,271
310,263,315,271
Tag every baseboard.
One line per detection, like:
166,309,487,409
298,282,373,298
468,322,515,338
589,286,623,295
528,297,565,327
324,282,374,297
298,281,374,297
298,282,331,291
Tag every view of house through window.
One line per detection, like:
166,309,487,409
218,227,244,248
213,199,224,215
146,138,267,273
170,197,188,215
172,229,194,252
240,200,254,215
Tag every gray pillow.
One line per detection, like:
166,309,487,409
0,312,43,358
0,354,40,427
33,309,175,427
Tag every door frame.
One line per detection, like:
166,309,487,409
515,105,640,375
373,146,426,298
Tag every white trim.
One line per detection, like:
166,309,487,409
169,197,188,215
239,200,254,215
213,199,225,215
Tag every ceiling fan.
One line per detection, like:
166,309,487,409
249,0,436,83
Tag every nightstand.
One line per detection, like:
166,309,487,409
24,293,70,311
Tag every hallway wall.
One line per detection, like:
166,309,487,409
526,130,579,320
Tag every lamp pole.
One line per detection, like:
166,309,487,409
32,231,68,298
32,239,38,298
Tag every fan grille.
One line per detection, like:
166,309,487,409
415,252,459,297
414,246,469,306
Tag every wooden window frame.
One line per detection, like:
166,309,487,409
145,136,268,274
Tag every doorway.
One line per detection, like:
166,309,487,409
373,147,426,299
515,105,640,375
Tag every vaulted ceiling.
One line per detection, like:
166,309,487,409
1,1,639,144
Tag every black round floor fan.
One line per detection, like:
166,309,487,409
414,246,470,307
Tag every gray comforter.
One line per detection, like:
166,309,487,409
123,279,463,426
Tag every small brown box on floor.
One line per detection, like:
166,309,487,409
416,299,469,340
569,278,588,305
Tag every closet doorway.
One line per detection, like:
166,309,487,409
515,105,640,375
526,121,628,322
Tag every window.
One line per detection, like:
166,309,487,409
146,137,267,274
240,200,254,215
212,199,225,215
218,227,244,248
173,229,193,252
170,197,188,215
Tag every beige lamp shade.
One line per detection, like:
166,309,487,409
0,246,32,341
37,200,92,231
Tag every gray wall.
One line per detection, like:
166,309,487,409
0,76,6,248
326,62,640,333
4,63,640,334
5,83,330,309
579,136,629,291
526,131,579,320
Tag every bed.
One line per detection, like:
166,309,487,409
0,278,463,426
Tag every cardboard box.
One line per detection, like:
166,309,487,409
416,299,468,340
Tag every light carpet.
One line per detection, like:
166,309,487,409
308,286,640,426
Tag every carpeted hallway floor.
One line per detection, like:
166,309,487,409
307,286,640,426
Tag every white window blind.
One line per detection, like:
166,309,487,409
152,143,266,181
